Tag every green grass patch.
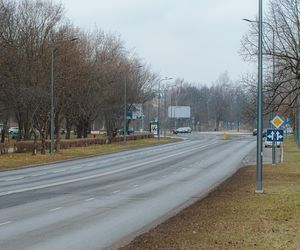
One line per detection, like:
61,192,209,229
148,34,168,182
0,137,177,170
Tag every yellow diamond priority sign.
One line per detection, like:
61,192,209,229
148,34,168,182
271,115,284,129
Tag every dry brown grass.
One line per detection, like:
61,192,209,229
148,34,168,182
120,138,300,250
0,138,177,171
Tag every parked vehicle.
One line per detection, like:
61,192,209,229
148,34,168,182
264,139,281,148
9,127,19,139
252,128,266,137
118,127,134,135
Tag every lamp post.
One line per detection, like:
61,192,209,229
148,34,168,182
50,47,55,156
50,38,78,156
123,77,127,144
157,77,173,140
243,18,276,164
257,0,264,193
123,65,144,144
242,0,264,192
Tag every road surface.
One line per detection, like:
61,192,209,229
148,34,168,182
0,133,256,250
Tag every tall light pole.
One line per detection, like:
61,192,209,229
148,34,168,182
257,0,263,193
123,77,127,144
242,1,264,192
123,65,144,144
243,18,276,164
50,38,78,156
50,47,55,156
157,77,172,140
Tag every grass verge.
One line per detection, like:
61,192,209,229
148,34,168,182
120,137,300,250
0,137,177,171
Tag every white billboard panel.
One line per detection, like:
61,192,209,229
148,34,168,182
168,106,191,118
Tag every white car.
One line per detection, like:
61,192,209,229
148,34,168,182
174,127,192,134
264,139,281,148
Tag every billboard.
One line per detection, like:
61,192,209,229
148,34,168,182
168,106,191,118
132,104,143,120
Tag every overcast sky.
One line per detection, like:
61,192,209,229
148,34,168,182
55,0,259,85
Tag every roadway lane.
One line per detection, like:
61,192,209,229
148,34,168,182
0,133,256,250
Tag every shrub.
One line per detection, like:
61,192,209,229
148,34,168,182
13,133,153,153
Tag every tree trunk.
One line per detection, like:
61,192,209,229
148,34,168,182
32,130,37,155
65,117,71,139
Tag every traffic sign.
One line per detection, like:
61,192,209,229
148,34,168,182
285,117,290,125
266,129,284,142
270,115,284,129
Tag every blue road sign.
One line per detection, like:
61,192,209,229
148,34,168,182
266,129,284,142
285,117,290,125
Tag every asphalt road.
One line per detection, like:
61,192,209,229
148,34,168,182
0,133,256,250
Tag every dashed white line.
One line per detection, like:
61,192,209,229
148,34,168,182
85,198,95,202
5,177,25,181
70,166,82,170
52,170,66,174
112,190,120,194
29,173,46,177
49,207,62,212
0,221,12,227
133,185,139,188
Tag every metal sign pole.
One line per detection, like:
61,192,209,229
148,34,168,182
256,0,264,193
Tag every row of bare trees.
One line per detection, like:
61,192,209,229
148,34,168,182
0,0,156,152
240,0,300,142
160,73,250,131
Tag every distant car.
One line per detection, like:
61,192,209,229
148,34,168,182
285,127,293,134
174,127,192,134
264,139,281,148
252,129,266,137
118,127,134,135
9,127,19,139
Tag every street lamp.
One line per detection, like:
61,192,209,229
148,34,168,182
50,38,78,156
242,0,263,192
123,65,144,144
243,18,276,165
157,77,173,140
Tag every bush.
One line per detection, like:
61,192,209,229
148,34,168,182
13,133,154,153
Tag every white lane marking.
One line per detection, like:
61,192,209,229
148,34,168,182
0,141,220,197
182,168,186,170
70,166,82,170
112,190,120,194
52,170,66,174
49,207,62,212
85,198,95,202
0,221,11,227
29,173,47,177
5,177,25,181
133,185,139,188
